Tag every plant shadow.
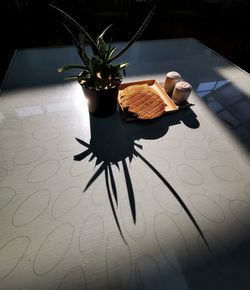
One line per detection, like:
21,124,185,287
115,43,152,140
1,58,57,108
74,108,209,249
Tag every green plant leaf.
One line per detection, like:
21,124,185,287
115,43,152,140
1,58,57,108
79,73,92,80
109,1,158,62
50,4,101,56
119,63,128,70
58,64,86,73
62,24,90,68
64,75,79,80
98,37,107,59
106,37,113,57
88,61,95,77
50,2,156,89
97,24,113,43
107,46,117,61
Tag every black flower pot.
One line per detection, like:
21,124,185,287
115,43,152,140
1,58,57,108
82,86,119,117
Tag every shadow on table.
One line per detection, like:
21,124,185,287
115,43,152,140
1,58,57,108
185,238,250,290
195,80,250,152
73,108,209,249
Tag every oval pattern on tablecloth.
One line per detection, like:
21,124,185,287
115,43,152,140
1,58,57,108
12,189,51,227
229,200,250,229
184,147,208,160
69,161,90,177
79,214,104,258
0,236,30,280
58,266,87,290
106,234,132,290
153,184,181,215
154,213,189,272
0,118,22,129
149,155,171,175
57,137,82,152
121,202,146,239
29,114,51,124
135,256,164,290
0,129,16,140
90,177,107,206
33,223,74,275
32,126,60,141
198,231,238,278
209,139,234,152
211,166,242,183
157,138,181,150
0,168,8,183
176,164,203,185
0,187,16,209
52,186,82,219
189,193,225,223
184,131,205,141
27,159,60,183
14,146,46,165
129,166,147,192
0,135,27,149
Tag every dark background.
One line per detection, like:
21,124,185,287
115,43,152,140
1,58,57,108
1,0,250,84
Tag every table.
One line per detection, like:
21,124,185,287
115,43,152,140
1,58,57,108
1,38,250,290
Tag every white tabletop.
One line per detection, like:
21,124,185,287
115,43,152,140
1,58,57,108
1,38,250,290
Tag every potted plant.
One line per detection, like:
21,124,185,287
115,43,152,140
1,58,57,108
50,3,157,117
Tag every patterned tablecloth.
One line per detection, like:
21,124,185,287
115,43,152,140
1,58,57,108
1,38,250,290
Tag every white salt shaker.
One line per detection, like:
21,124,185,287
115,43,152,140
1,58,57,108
164,71,181,96
172,81,192,105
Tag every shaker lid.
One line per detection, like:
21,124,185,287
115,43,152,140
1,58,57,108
166,71,181,79
175,81,192,91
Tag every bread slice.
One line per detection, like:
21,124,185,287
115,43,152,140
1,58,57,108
119,84,165,119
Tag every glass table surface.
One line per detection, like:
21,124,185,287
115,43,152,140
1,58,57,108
0,38,250,290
